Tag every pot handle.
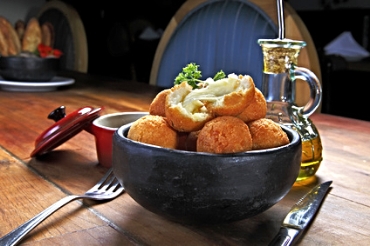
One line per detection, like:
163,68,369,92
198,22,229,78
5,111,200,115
46,105,100,134
48,106,66,122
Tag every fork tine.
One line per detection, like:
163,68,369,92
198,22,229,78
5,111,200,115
100,175,116,190
99,177,124,199
89,168,114,191
89,169,124,194
107,179,123,192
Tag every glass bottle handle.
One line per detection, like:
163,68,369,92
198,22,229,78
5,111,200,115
290,65,322,117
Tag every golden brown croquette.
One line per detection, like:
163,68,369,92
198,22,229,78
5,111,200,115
165,82,214,132
237,87,267,123
149,89,171,117
197,116,253,154
248,118,290,150
128,115,178,149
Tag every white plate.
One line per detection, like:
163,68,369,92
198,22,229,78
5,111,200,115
0,76,75,92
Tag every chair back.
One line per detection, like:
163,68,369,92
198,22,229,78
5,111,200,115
150,0,321,110
151,0,277,89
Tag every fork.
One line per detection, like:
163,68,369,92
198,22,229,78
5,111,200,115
0,168,125,246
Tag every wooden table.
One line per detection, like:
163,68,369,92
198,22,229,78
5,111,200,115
0,72,369,245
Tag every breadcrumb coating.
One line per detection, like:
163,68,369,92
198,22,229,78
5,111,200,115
237,88,267,123
197,116,253,154
128,115,178,149
134,71,291,154
248,118,290,150
149,89,170,117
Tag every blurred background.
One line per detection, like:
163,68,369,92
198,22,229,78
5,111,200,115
1,0,369,120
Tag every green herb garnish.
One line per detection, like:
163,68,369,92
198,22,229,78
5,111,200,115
213,70,226,81
174,63,226,89
174,63,202,88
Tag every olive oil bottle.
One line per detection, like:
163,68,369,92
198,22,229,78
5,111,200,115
258,38,323,182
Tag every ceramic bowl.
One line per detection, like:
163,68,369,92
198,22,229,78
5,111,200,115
0,56,59,81
112,123,302,224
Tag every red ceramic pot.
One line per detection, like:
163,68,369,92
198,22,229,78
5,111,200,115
85,112,148,167
31,106,147,167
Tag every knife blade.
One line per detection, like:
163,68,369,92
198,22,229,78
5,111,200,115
269,180,333,246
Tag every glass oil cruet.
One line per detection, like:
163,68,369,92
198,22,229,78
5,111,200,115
257,0,323,181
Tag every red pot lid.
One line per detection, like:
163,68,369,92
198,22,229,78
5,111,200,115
31,105,102,157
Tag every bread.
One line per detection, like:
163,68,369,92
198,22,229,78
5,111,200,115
15,19,25,41
22,17,42,52
0,16,21,56
0,17,57,57
0,29,8,56
41,22,54,47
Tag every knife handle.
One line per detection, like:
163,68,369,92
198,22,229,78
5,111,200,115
268,227,301,246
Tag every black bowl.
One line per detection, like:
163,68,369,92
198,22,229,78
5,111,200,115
112,123,302,224
0,56,59,82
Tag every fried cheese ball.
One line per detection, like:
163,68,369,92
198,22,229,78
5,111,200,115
165,74,255,132
149,88,170,117
237,87,267,123
247,118,290,150
127,115,178,149
197,116,252,154
206,74,255,116
165,81,214,132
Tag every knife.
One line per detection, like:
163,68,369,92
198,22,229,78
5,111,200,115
269,180,333,246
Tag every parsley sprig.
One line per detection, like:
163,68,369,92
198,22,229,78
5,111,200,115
174,63,226,89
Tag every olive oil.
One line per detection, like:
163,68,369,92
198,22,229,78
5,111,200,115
298,136,323,181
288,109,323,182
267,105,324,182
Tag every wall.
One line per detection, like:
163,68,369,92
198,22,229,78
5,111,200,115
289,0,370,10
62,0,185,82
289,0,370,121
1,0,370,26
0,0,45,25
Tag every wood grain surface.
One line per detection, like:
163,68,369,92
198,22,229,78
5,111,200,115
0,71,369,245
